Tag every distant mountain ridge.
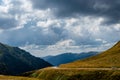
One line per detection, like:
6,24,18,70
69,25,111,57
60,41,120,68
0,42,52,75
42,51,98,66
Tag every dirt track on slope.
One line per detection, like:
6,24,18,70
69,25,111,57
44,67,120,70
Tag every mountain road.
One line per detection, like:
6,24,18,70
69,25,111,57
44,67,120,70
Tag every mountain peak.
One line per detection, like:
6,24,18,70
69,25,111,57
115,41,120,47
0,42,6,47
0,42,9,46
108,41,120,51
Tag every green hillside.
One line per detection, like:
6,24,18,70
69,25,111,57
0,42,51,75
60,41,120,68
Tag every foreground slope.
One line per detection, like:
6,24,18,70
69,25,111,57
42,52,98,66
0,42,52,75
0,75,41,80
23,67,120,80
60,41,120,68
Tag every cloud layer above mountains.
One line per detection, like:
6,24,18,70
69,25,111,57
0,0,120,56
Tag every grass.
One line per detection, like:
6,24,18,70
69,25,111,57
24,68,120,80
0,75,42,80
60,41,120,68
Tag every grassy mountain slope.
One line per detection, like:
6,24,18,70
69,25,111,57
0,42,52,75
42,52,98,66
0,75,41,80
23,68,120,80
60,41,120,68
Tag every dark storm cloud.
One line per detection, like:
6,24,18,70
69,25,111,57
0,17,18,29
0,26,62,46
31,0,120,24
0,0,24,30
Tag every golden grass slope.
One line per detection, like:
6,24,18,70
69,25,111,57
27,68,120,80
60,41,120,68
0,75,41,80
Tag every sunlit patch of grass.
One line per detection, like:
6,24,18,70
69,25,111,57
0,75,41,80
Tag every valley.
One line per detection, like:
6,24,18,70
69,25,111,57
21,41,120,80
0,41,120,80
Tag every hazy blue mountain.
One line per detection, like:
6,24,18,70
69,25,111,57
0,42,52,75
42,52,99,66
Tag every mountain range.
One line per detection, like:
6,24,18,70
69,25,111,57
0,42,52,75
42,52,98,66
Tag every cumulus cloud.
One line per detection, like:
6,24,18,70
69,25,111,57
0,0,33,30
30,0,120,24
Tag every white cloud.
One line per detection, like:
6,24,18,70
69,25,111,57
95,39,107,44
114,24,120,31
37,19,59,28
0,0,11,13
45,39,77,51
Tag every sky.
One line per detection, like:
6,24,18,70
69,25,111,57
0,0,120,57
